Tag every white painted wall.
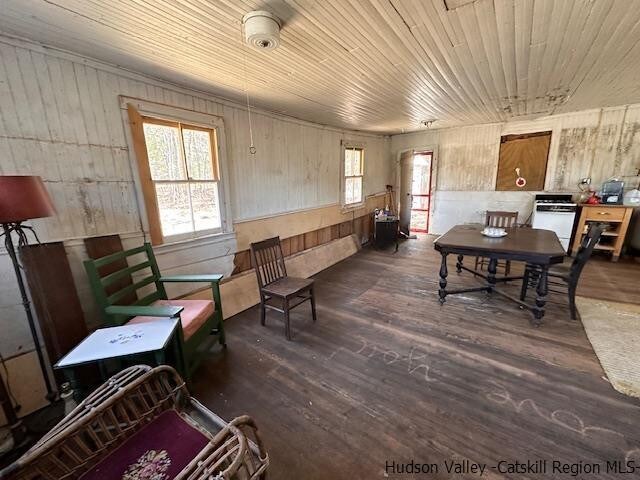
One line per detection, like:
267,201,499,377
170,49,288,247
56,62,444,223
391,105,640,233
0,35,391,367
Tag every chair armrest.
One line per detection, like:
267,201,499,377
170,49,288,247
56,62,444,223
105,305,184,318
159,274,223,284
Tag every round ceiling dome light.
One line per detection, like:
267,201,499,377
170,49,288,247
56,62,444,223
242,11,281,51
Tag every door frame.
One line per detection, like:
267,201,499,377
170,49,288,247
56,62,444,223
409,151,433,233
396,144,438,234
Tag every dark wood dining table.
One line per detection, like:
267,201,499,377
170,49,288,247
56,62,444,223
433,224,566,325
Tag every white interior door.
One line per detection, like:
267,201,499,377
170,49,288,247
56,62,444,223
399,150,414,234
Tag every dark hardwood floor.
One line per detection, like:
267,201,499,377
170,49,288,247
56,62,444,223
192,236,640,479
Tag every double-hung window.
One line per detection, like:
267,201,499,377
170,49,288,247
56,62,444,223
343,146,364,206
141,117,222,241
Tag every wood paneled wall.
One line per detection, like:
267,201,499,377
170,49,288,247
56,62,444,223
391,104,640,232
392,105,640,193
0,31,393,421
0,35,391,243
232,211,374,275
0,34,390,351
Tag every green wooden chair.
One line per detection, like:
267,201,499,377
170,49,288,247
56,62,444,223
83,243,225,377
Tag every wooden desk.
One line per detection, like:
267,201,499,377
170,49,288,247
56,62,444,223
571,204,634,261
434,225,566,324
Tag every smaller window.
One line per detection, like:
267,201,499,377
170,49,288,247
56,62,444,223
343,146,364,206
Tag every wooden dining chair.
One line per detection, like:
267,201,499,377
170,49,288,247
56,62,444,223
520,223,604,319
250,237,317,340
475,211,519,275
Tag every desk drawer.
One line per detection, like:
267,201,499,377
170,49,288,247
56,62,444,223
584,207,626,222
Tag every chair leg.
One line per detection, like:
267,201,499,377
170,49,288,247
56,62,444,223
520,268,530,301
283,298,291,341
260,299,266,326
505,260,511,276
218,313,227,348
568,284,577,320
474,256,480,270
310,288,317,323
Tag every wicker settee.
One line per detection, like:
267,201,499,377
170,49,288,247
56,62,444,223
0,365,268,480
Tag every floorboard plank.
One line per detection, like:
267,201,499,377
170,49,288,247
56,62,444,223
192,236,640,479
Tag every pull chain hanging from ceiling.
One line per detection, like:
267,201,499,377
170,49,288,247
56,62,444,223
240,10,281,155
242,47,257,155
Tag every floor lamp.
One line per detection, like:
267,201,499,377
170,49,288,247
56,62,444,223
0,176,56,446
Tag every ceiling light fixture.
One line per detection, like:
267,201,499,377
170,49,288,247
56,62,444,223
242,11,281,51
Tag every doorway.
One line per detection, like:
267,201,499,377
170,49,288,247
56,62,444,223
399,150,433,234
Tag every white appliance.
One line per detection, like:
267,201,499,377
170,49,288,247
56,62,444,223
531,193,577,252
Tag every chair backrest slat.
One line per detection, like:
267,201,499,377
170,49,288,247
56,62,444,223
136,290,164,307
250,237,287,288
100,261,152,288
107,275,157,305
486,210,518,228
570,223,605,281
91,245,147,269
84,242,167,326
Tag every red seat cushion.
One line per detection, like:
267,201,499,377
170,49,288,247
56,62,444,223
80,409,209,479
128,299,214,340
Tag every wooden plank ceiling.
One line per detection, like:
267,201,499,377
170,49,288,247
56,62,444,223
1,0,640,134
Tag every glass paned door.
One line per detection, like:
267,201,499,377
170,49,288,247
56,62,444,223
410,153,432,233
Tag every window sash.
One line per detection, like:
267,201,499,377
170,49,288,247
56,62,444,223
141,116,222,241
142,116,220,182
343,146,364,206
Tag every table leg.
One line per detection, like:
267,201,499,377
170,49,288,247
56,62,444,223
487,258,498,293
63,368,81,402
97,361,109,381
438,252,448,304
154,349,166,367
171,331,186,379
533,265,549,325
456,254,464,273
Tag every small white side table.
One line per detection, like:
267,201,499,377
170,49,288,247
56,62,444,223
55,319,182,398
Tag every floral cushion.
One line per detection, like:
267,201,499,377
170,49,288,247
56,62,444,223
80,409,209,479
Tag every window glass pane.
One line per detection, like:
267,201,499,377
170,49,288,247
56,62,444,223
345,177,363,205
352,149,362,175
155,183,193,236
345,176,354,204
411,154,431,195
344,149,354,176
183,128,215,180
143,123,186,180
353,176,362,203
412,195,429,210
191,182,221,231
410,210,428,231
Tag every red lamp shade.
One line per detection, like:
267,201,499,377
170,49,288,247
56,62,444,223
0,176,56,223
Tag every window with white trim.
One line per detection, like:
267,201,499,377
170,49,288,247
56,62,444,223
343,146,364,206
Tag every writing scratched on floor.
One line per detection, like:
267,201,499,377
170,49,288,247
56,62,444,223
486,380,640,463
330,345,639,463
352,340,433,383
